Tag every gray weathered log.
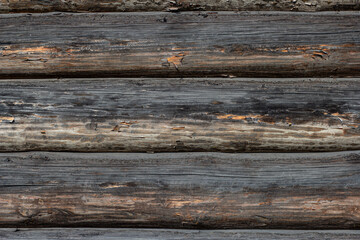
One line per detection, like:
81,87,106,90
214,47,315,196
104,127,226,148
0,12,360,78
1,229,360,239
0,0,359,13
0,78,359,152
0,151,360,228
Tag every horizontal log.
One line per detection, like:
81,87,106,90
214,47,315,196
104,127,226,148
0,0,359,13
0,78,359,152
0,12,360,78
1,229,360,240
0,151,360,228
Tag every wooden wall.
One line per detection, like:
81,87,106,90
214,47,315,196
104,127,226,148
0,0,359,238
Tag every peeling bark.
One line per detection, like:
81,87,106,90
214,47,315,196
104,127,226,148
0,0,359,13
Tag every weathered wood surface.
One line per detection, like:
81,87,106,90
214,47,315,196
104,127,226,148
0,78,359,152
1,229,360,240
1,12,360,78
0,0,359,13
0,151,360,228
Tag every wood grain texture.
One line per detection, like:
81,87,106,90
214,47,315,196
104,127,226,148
1,12,360,78
0,0,359,13
1,229,360,240
0,78,359,152
0,151,360,228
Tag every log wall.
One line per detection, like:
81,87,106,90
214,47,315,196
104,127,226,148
0,0,359,234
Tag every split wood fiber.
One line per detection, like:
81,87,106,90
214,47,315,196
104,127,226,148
0,229,360,239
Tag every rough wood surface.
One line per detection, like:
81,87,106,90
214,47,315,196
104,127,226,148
0,151,360,228
0,0,359,13
0,78,359,152
1,229,360,239
1,12,360,78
